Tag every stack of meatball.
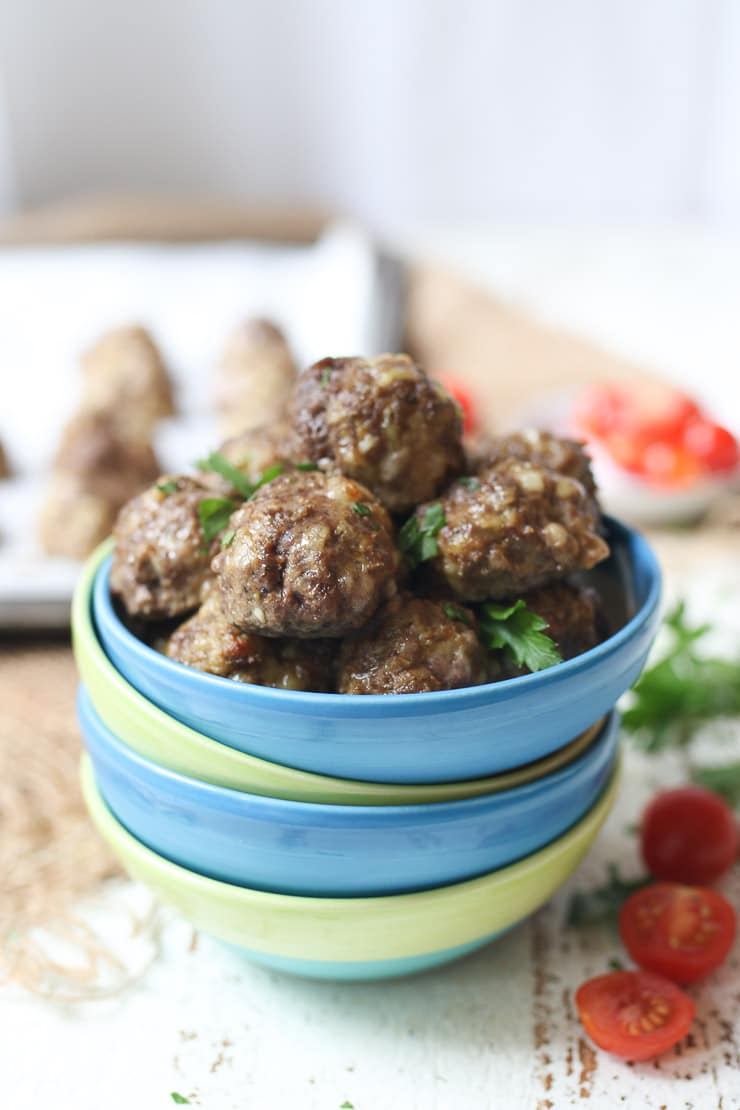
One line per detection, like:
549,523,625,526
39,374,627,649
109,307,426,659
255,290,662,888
111,353,611,695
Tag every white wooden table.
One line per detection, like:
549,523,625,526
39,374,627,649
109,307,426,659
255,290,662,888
4,228,740,1110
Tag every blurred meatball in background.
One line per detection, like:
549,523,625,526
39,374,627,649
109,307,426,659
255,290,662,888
216,318,297,438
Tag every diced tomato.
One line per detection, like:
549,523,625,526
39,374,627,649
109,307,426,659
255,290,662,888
437,374,477,436
575,970,694,1060
619,883,736,984
641,786,739,885
683,420,740,474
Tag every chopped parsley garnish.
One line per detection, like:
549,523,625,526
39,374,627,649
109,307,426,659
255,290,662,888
456,476,480,490
567,864,651,927
352,502,371,517
170,1095,190,1105
608,957,625,971
444,603,470,625
398,503,446,567
249,463,285,497
478,599,562,673
198,497,236,547
221,529,236,549
691,761,740,807
195,451,252,498
320,366,332,387
295,461,319,471
156,480,179,495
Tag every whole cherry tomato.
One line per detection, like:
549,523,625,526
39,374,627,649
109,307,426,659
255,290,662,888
437,374,477,436
641,786,739,885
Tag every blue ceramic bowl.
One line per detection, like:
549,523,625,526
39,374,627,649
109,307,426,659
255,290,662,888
91,517,660,783
79,685,620,896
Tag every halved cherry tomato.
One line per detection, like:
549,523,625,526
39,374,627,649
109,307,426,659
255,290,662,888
641,786,739,885
437,374,477,436
574,382,699,443
619,883,736,984
575,969,694,1060
683,420,739,474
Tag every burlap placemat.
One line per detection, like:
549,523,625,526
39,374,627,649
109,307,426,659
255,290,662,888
1,200,737,996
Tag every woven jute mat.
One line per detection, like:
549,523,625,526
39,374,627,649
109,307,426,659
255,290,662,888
1,200,737,997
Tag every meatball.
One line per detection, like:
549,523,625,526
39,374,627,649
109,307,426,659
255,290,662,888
337,595,487,694
110,476,217,619
420,458,609,600
521,581,600,661
0,440,10,479
289,353,465,513
39,475,119,559
198,421,302,494
165,583,334,690
470,429,598,500
81,325,174,431
217,318,297,438
52,409,160,504
213,471,398,637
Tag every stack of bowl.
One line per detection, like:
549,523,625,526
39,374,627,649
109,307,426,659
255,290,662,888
72,517,660,981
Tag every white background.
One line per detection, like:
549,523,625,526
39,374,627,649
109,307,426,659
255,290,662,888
1,0,740,231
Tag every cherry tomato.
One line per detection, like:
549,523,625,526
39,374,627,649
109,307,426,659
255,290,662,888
641,786,739,885
575,382,699,443
683,420,739,474
619,883,736,984
575,970,694,1060
437,374,477,436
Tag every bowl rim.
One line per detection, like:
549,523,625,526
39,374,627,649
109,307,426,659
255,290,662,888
91,515,662,714
80,682,620,818
81,751,620,911
73,548,608,802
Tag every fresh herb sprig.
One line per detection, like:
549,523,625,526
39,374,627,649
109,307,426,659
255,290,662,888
399,503,446,567
195,451,253,498
198,497,237,549
567,864,651,928
622,601,740,752
478,599,562,673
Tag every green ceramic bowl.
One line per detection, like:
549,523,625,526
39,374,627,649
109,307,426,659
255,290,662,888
73,541,603,805
81,754,618,979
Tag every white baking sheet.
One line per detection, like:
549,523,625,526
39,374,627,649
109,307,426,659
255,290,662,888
0,224,404,626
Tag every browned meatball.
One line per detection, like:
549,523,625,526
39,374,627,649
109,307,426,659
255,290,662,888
521,581,600,661
217,318,297,438
81,325,174,431
420,459,609,601
213,471,398,637
165,583,334,690
470,429,598,500
289,353,465,513
110,477,217,619
337,595,487,694
52,410,160,504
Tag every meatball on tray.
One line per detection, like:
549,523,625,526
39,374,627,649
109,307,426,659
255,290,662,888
0,227,401,627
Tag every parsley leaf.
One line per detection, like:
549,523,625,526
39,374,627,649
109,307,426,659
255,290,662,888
221,529,236,549
156,480,179,495
398,503,446,567
295,461,319,471
692,761,740,807
567,864,651,927
320,366,332,387
444,603,470,626
170,1095,190,1105
479,599,562,673
353,502,370,517
456,476,480,490
622,601,740,752
195,451,253,498
249,463,285,497
198,497,236,547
